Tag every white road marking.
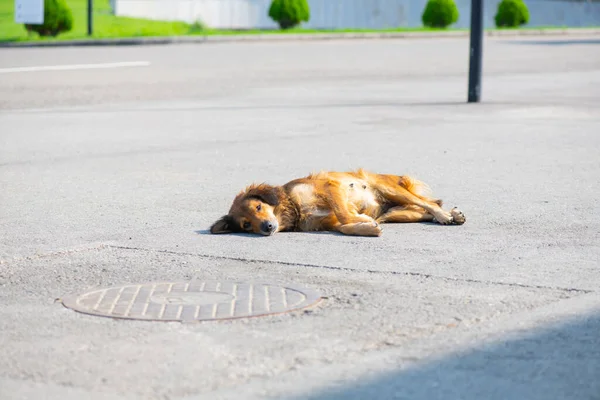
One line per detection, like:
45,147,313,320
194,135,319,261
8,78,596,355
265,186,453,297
0,61,151,74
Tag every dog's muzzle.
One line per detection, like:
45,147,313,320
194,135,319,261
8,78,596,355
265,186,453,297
260,220,278,235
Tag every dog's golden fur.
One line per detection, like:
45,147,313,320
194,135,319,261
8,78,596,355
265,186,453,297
210,169,465,237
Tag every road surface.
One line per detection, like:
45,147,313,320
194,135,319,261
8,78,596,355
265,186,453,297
1,36,599,400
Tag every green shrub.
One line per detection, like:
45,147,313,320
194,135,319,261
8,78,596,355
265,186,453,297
24,0,73,37
494,0,530,28
189,19,208,33
268,0,310,30
422,0,459,28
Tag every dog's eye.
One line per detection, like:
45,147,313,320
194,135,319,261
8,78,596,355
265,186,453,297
243,222,251,230
256,204,262,211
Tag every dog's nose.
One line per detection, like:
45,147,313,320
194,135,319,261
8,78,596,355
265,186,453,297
260,221,274,233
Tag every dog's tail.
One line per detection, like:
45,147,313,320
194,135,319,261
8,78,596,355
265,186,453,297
400,176,443,207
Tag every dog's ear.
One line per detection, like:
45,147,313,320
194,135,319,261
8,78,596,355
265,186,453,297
245,185,280,206
210,215,236,234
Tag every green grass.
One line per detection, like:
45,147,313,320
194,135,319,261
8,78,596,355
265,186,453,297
0,0,192,41
0,0,597,43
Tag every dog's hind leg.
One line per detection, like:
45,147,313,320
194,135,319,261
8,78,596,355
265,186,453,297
372,175,465,225
376,206,434,224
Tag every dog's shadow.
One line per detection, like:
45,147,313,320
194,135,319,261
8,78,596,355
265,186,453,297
194,229,273,238
194,229,340,237
194,222,448,238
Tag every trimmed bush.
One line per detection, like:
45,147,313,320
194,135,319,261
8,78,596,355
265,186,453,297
268,0,310,30
24,0,73,37
495,0,530,28
422,0,459,29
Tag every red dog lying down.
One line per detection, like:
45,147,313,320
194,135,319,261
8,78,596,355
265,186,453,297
210,169,465,237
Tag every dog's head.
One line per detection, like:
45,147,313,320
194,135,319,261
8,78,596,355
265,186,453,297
210,184,281,236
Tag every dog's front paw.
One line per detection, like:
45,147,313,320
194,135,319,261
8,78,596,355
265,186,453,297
347,221,382,237
358,221,382,237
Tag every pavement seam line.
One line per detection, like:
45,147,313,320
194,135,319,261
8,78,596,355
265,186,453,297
107,245,593,294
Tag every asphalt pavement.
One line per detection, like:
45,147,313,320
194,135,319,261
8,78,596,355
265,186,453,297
1,36,599,400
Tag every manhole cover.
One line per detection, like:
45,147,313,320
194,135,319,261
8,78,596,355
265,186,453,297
61,280,322,322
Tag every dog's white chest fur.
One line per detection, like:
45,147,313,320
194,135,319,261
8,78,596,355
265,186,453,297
289,184,330,231
290,184,328,216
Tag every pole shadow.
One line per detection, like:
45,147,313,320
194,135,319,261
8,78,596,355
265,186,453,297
293,311,600,400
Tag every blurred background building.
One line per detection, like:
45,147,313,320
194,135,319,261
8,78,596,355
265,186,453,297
111,0,600,30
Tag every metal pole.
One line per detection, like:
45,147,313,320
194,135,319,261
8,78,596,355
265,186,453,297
468,0,483,102
87,0,93,36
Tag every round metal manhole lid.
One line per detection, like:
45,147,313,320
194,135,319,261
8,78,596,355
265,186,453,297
61,280,322,322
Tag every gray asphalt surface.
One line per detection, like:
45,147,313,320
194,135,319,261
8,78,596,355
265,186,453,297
1,36,599,400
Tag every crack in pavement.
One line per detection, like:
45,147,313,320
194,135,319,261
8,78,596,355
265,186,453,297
108,245,594,295
3,243,592,295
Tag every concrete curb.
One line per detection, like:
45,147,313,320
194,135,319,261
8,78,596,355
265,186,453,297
1,28,599,48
